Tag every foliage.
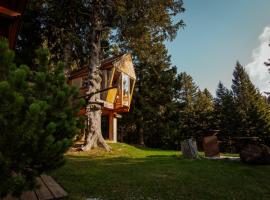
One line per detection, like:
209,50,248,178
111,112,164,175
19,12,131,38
0,39,84,196
17,0,186,150
18,0,185,67
214,82,236,139
214,63,270,148
119,43,179,149
174,72,198,141
174,73,214,146
231,63,270,141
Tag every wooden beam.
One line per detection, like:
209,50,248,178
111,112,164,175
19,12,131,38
108,112,117,142
20,191,38,200
0,6,21,19
108,112,114,141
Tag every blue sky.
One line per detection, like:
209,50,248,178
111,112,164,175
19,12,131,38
166,0,270,94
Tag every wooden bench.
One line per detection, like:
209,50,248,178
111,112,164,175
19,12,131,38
3,175,68,200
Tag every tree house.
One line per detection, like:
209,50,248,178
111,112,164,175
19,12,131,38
69,53,136,142
0,0,28,49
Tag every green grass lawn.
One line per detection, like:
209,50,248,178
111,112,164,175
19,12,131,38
51,143,270,200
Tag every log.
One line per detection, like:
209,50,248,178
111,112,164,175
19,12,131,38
181,139,198,159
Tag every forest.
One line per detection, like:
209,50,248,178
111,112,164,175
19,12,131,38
13,0,270,152
1,0,270,198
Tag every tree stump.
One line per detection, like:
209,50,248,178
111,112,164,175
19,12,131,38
181,139,198,159
240,144,270,165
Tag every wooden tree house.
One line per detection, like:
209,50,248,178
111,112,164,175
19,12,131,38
0,0,28,49
69,53,136,142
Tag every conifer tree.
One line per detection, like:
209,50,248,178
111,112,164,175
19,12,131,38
175,72,198,141
118,41,179,148
18,0,185,151
231,62,270,140
0,39,83,196
193,89,215,139
214,82,236,141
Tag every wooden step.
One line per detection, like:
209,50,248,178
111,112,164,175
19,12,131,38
2,175,67,200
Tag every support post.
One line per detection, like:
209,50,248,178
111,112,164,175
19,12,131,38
108,112,117,143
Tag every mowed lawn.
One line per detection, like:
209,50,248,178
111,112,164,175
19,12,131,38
51,143,270,200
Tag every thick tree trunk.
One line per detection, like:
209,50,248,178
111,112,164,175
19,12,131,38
181,139,198,159
81,6,111,152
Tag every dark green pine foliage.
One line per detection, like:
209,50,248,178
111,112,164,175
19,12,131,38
175,72,198,141
0,39,84,196
118,42,179,149
18,0,185,150
214,82,236,137
17,0,88,67
115,0,185,148
174,74,215,147
232,62,270,141
193,89,215,139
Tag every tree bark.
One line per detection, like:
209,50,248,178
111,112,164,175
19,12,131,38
82,4,111,152
181,139,198,159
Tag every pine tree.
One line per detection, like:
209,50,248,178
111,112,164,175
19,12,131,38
0,39,83,196
214,82,236,145
175,72,198,141
231,62,270,140
18,0,185,151
193,89,215,139
118,41,179,148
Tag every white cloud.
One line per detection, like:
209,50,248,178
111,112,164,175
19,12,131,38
245,26,270,93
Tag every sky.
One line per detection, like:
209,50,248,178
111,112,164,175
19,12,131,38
166,0,270,95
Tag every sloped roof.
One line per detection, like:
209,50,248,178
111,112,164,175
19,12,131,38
70,53,136,80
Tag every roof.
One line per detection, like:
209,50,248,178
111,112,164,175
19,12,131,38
0,6,21,19
69,53,136,80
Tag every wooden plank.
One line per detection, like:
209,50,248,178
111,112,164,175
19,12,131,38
2,194,19,200
20,191,38,200
40,175,68,199
35,177,54,200
0,6,21,18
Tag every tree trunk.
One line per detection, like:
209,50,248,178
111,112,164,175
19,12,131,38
181,138,198,159
82,5,111,152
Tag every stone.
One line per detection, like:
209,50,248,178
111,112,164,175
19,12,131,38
240,144,270,165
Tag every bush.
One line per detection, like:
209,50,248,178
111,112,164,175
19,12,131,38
0,39,84,197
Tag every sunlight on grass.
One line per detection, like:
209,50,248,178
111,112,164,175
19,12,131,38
51,143,270,200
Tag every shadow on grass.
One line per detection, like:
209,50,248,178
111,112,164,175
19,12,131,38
131,144,177,152
51,154,270,200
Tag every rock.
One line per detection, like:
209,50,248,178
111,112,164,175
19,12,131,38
240,144,270,164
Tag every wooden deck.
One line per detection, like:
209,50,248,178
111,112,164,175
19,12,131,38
3,175,67,200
